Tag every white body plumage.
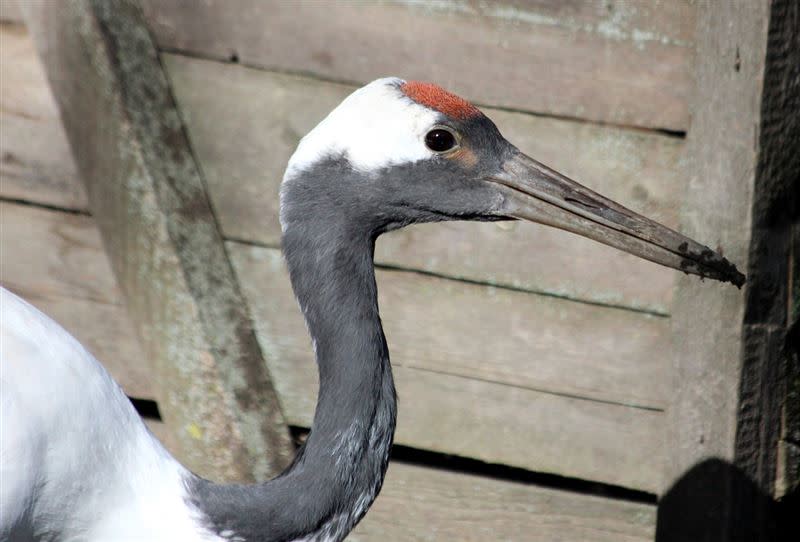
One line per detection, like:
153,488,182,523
0,288,217,541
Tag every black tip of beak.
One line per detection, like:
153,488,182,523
676,244,746,288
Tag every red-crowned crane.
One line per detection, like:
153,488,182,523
0,78,744,541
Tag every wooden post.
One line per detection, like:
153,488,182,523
660,0,798,539
780,225,800,499
740,0,800,504
21,0,294,482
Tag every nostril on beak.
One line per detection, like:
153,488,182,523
564,196,598,210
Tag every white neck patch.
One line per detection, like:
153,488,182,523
284,78,440,180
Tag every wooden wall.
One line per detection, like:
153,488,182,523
0,14,178,449
141,0,696,494
1,10,658,541
4,0,749,539
8,0,796,537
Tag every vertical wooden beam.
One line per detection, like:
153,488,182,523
741,0,800,504
778,224,800,499
666,0,768,489
660,0,798,539
22,0,294,482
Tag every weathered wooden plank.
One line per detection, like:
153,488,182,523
351,461,656,542
147,413,657,540
0,202,152,399
230,242,670,409
659,0,794,538
0,165,657,542
779,224,800,499
286,364,663,492
2,17,667,492
146,416,657,539
665,0,766,490
0,23,87,210
144,0,694,131
6,9,665,528
23,0,293,483
230,242,666,491
164,54,684,314
735,0,800,506
149,409,658,541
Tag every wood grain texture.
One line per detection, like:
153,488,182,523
351,461,656,542
230,242,670,409
0,201,153,399
150,418,663,540
664,0,767,514
1,24,658,530
144,0,694,131
5,14,664,529
122,405,661,539
230,242,666,491
22,0,293,483
666,0,768,484
0,23,87,210
736,0,800,503
779,224,800,499
4,18,665,489
164,54,684,314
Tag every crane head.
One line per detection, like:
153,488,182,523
281,78,744,287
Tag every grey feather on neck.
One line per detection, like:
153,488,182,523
188,162,397,542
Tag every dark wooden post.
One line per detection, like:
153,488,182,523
21,0,294,482
738,0,800,504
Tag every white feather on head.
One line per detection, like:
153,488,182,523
283,77,441,180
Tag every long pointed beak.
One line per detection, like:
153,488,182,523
489,148,745,287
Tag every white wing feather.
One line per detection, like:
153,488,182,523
0,287,217,541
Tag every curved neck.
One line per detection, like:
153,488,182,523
189,219,397,542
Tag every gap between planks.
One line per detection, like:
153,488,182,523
224,233,670,319
0,194,90,216
0,188,672,323
1,22,684,314
163,52,684,314
399,363,665,412
3,184,668,487
287,426,657,506
157,44,687,140
142,0,694,131
230,240,668,490
0,19,673,318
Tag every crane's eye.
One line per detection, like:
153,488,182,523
425,128,458,153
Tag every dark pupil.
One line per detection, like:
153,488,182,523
425,129,456,152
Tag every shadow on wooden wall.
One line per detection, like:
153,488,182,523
657,458,797,542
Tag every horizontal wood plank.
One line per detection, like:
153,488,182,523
351,461,655,541
0,201,154,399
3,22,665,521
145,0,694,130
164,54,684,314
228,243,670,409
145,415,657,540
230,242,665,491
0,23,87,210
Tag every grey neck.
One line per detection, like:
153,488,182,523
188,214,397,542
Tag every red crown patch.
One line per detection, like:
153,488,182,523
400,81,481,120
